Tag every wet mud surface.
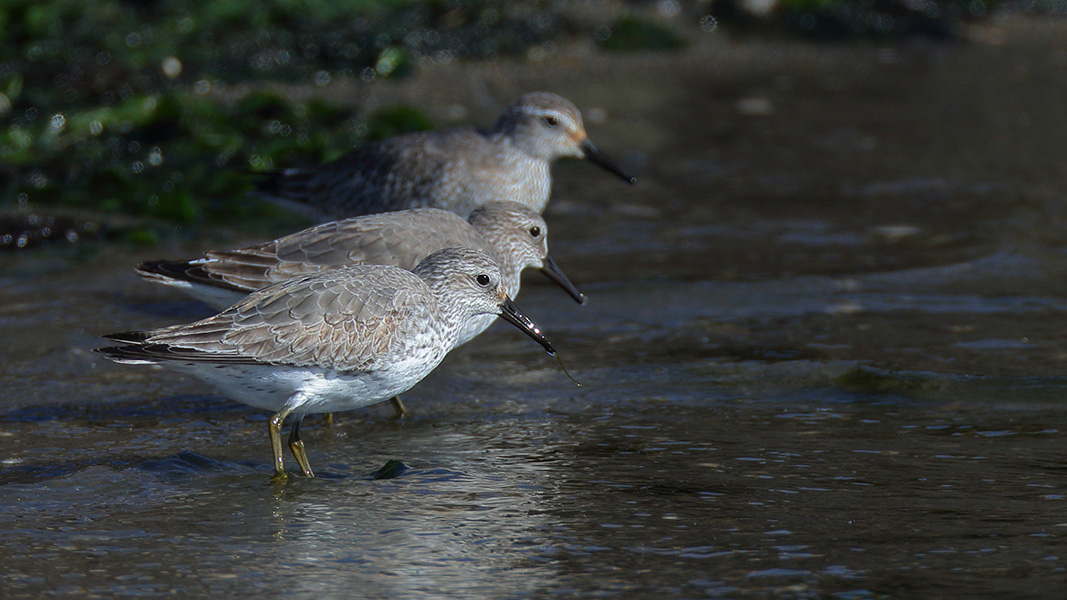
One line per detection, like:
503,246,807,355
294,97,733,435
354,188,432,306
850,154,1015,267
3,15,1067,599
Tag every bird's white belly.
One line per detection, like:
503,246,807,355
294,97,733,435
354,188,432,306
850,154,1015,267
166,353,443,415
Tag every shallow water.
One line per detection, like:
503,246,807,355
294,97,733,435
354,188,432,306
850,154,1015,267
4,16,1067,599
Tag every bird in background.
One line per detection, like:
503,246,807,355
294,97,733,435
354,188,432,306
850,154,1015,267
252,91,637,221
134,201,585,328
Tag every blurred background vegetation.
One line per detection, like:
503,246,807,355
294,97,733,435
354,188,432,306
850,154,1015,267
0,0,1011,248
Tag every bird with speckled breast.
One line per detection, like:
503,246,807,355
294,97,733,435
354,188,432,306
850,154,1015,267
252,92,636,221
96,247,558,479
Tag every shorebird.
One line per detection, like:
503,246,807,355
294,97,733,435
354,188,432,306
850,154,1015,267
96,248,557,479
136,201,583,419
252,92,636,220
135,201,585,345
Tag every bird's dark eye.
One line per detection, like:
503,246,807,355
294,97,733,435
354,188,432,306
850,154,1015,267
543,115,559,128
476,274,491,287
529,226,541,238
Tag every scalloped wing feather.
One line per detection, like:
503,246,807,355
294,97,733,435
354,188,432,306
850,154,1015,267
142,266,435,371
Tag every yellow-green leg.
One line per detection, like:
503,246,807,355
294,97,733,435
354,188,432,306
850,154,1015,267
389,396,407,417
322,412,336,426
268,406,294,480
288,414,315,477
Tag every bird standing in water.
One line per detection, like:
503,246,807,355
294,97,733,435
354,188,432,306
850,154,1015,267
96,248,558,479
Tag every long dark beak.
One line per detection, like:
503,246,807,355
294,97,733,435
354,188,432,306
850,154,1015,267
581,139,637,185
539,256,586,305
498,296,556,355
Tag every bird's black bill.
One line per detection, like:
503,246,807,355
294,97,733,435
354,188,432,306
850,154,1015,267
498,297,556,355
540,256,586,305
582,140,637,185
